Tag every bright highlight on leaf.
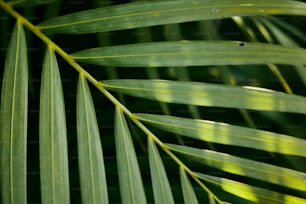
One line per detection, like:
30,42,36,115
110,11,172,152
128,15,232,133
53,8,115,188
148,137,174,204
102,79,306,114
0,22,28,204
115,108,147,204
39,47,70,204
168,144,306,192
196,173,306,204
77,75,109,204
135,113,306,157
72,41,306,67
37,0,306,34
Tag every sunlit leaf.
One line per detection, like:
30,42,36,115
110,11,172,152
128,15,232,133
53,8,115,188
135,114,306,157
102,79,306,114
72,41,306,67
196,173,306,204
168,144,306,192
180,168,199,204
0,22,27,204
148,137,174,204
77,75,109,204
37,0,306,34
39,47,70,203
115,108,147,203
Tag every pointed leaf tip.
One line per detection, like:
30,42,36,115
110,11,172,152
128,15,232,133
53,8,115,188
77,75,109,204
115,108,147,204
148,138,174,204
0,22,28,204
39,47,70,203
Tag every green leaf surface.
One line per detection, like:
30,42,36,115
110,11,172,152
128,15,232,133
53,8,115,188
0,22,28,204
196,173,306,204
102,79,306,114
180,168,199,204
77,75,109,204
135,114,306,157
8,0,58,7
115,108,147,204
71,41,306,67
39,47,70,204
148,137,174,204
168,144,306,192
37,0,306,34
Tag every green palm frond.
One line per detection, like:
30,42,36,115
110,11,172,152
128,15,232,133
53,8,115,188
77,75,108,204
0,22,28,204
0,0,305,203
39,47,70,203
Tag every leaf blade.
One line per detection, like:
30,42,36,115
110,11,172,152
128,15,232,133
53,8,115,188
77,75,109,204
0,22,28,204
37,0,306,34
115,108,147,204
196,173,306,204
148,137,174,204
39,47,70,204
180,168,199,204
102,79,306,114
135,114,306,157
168,144,306,192
8,0,58,7
71,41,306,67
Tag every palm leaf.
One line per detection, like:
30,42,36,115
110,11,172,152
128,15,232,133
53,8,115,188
180,168,199,204
77,75,109,204
71,41,306,67
115,108,147,203
148,137,174,204
0,22,28,204
196,173,306,204
1,0,305,203
39,47,70,203
167,144,306,192
102,79,306,114
135,114,306,157
37,0,306,34
8,0,58,7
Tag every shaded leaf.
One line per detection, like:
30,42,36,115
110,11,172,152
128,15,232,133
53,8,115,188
115,108,147,203
0,22,28,204
102,79,306,114
77,75,108,204
196,173,306,204
168,144,306,192
135,114,306,157
180,168,199,204
39,47,70,203
71,41,306,67
8,0,58,7
38,0,306,34
257,17,306,88
148,137,174,204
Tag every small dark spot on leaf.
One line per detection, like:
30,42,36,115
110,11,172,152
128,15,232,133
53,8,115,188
211,8,218,13
238,42,245,47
